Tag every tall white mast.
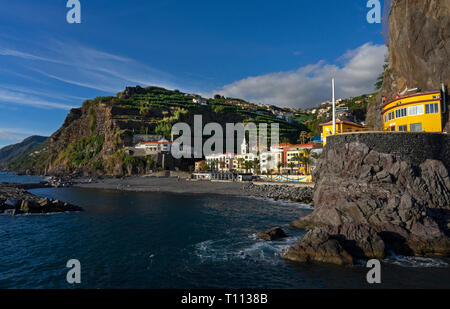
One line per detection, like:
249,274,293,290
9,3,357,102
332,78,336,135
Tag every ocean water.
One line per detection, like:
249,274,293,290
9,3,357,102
0,172,45,184
0,175,449,289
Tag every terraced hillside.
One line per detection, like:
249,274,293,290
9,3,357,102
7,86,307,176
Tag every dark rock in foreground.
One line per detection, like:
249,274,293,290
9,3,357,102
285,228,354,266
244,183,313,204
0,184,83,215
257,227,288,241
286,135,450,265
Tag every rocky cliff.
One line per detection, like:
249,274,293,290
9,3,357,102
286,133,450,265
366,0,450,130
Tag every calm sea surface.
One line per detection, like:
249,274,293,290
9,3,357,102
0,173,449,288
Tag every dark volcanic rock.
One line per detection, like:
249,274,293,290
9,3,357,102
0,184,83,215
257,227,288,241
244,183,313,204
287,135,450,265
285,228,353,266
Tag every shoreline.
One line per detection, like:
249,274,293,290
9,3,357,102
70,176,314,203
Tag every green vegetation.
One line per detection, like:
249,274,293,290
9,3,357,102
6,140,49,173
56,136,105,168
106,151,155,176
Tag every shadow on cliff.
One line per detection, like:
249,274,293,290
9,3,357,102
428,208,450,238
378,232,415,256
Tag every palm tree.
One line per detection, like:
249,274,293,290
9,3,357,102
298,131,309,144
292,154,303,175
219,159,226,171
212,159,219,171
238,158,245,172
253,158,260,175
288,162,296,174
302,149,312,174
277,161,283,175
244,161,253,174
266,155,272,174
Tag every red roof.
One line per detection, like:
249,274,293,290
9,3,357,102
140,141,172,145
319,119,364,128
276,143,294,148
285,143,321,151
382,90,441,108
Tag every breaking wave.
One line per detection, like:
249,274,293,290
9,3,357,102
384,254,449,268
194,234,302,265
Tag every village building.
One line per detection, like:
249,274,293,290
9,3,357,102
132,134,165,145
382,90,446,133
319,119,365,145
284,143,322,175
194,160,206,172
232,153,258,173
205,153,235,172
135,138,172,155
259,147,283,174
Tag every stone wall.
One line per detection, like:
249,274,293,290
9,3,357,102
326,132,450,168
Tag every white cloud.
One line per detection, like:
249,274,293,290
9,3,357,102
0,127,50,146
0,88,75,110
209,43,387,108
0,39,178,97
0,47,64,64
0,130,23,143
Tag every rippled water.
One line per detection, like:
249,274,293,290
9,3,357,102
0,172,45,184
0,175,449,289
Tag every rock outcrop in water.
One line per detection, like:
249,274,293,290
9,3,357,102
286,133,450,265
0,184,83,215
257,227,288,241
366,0,450,130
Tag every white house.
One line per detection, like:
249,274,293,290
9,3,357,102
259,147,283,174
205,153,235,172
193,98,208,106
135,138,172,155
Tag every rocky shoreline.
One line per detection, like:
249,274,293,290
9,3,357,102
243,183,314,204
0,183,83,215
284,136,450,266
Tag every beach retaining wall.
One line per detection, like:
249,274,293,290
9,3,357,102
326,132,450,169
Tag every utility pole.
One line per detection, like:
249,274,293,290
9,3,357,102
332,78,336,135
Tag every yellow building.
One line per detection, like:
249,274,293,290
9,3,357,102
382,90,444,132
319,119,365,145
284,144,322,175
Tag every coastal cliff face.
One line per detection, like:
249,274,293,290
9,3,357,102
46,99,126,175
286,133,450,265
366,0,450,129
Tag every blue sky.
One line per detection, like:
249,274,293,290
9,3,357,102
0,0,386,148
